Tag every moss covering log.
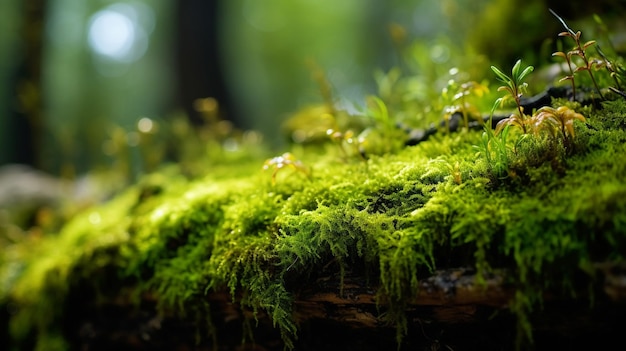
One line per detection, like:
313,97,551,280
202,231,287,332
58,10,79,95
2,97,626,350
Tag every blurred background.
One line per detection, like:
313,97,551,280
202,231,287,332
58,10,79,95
1,0,624,179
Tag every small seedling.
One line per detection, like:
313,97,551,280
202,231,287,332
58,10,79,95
441,76,489,132
475,60,533,180
595,44,626,99
359,95,405,155
262,152,310,184
366,95,394,135
475,121,512,180
531,105,586,150
429,157,463,185
326,127,364,161
550,8,604,99
491,59,534,135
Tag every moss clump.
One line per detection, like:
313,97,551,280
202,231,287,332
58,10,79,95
3,91,626,351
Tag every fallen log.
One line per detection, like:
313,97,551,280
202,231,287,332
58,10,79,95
63,263,626,351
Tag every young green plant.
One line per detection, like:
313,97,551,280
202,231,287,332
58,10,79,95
476,60,533,181
531,105,586,151
491,59,534,135
595,45,626,99
356,95,406,156
476,121,512,180
262,152,311,184
549,8,604,99
441,74,489,132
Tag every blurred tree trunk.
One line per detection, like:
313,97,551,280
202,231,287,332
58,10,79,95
9,0,47,168
175,0,238,127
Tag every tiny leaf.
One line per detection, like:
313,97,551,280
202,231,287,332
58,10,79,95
491,65,510,83
512,59,522,80
583,40,596,49
518,65,534,82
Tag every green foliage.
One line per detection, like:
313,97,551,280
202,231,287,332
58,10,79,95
441,73,490,132
4,115,626,348
482,58,591,184
596,99,626,129
531,105,587,151
358,96,408,156
491,59,534,134
550,9,604,99
595,44,626,99
476,122,512,180
3,7,626,351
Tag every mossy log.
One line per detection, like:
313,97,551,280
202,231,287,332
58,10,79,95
4,97,626,351
292,267,512,325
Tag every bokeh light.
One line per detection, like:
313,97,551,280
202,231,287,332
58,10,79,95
87,2,154,66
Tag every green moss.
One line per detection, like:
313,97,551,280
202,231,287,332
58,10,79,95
3,184,138,348
3,92,626,350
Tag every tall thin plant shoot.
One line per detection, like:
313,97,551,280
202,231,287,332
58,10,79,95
549,8,604,99
595,44,626,99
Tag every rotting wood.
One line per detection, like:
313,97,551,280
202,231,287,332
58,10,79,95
291,267,513,327
67,263,626,350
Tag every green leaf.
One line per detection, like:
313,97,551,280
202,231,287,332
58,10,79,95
491,97,504,116
491,65,510,83
518,65,534,83
583,40,596,50
511,59,522,81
